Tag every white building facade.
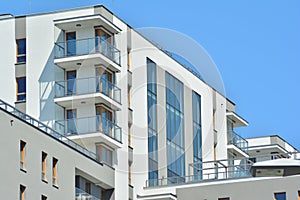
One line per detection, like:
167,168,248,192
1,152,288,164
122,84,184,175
0,5,299,200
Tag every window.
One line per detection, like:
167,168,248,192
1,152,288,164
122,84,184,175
192,91,202,180
147,58,158,186
95,28,112,57
298,191,300,200
41,152,47,182
16,77,26,101
127,50,131,70
20,185,26,200
20,140,26,171
41,195,47,200
16,39,26,63
66,109,77,134
165,72,185,182
128,125,132,147
274,192,286,200
98,145,113,166
85,181,91,194
52,157,58,186
66,32,76,56
66,70,77,96
218,198,230,200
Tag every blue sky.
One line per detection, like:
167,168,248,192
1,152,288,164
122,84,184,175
1,0,299,149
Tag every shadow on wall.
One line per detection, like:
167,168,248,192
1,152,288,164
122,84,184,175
38,32,64,127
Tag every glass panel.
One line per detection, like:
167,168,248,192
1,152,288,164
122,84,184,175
166,72,185,179
66,110,77,134
147,58,158,186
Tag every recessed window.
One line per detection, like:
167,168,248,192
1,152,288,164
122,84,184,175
298,191,300,200
274,192,286,200
66,32,76,56
41,195,47,200
20,185,26,200
16,77,26,102
97,145,113,166
20,140,26,171
16,39,26,63
41,152,47,182
52,157,58,186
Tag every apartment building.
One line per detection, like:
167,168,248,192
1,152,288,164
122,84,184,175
0,5,299,200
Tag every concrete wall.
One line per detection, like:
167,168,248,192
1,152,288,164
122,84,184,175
0,107,114,200
0,18,16,104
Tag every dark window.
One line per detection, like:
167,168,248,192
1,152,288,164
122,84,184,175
20,140,26,170
16,77,26,101
16,39,26,63
41,195,47,200
52,157,58,186
20,185,26,200
42,152,47,181
274,192,286,200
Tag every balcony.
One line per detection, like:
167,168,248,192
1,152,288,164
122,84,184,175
54,14,121,34
75,187,100,200
54,37,121,72
227,131,249,156
54,76,121,110
226,112,248,127
55,115,122,149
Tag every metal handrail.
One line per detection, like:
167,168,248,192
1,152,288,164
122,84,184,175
146,152,300,187
0,99,101,164
54,36,121,65
54,76,121,104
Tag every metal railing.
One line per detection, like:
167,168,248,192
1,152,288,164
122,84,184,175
227,130,249,153
0,99,101,164
54,37,121,65
145,152,300,187
54,76,121,104
75,187,100,200
55,115,122,143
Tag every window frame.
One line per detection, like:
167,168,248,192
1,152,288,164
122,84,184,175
20,185,26,200
97,144,113,166
41,152,47,182
16,77,26,102
16,38,26,63
52,157,58,187
20,140,26,171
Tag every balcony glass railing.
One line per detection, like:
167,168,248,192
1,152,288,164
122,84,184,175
227,130,248,153
55,115,122,143
54,76,121,104
0,99,100,164
54,37,121,65
75,187,100,200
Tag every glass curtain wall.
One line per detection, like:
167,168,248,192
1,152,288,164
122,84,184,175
147,58,158,186
165,72,185,183
192,91,202,180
